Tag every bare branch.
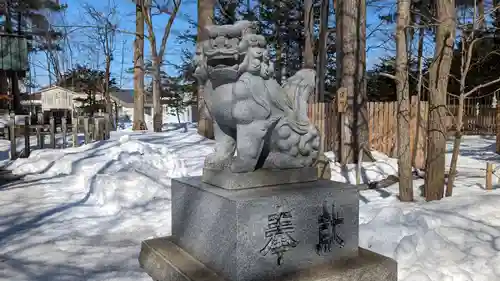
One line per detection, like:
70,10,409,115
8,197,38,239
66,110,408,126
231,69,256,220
464,77,500,97
158,0,181,59
379,72,397,80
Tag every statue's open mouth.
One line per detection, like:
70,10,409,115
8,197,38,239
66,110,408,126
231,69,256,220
205,51,244,70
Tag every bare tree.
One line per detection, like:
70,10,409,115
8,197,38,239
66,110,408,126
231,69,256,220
425,0,456,201
303,0,314,69
395,0,412,201
315,0,330,103
142,0,182,132
335,0,369,164
197,0,215,139
378,0,413,201
82,1,118,129
411,11,426,170
133,0,147,130
446,4,500,196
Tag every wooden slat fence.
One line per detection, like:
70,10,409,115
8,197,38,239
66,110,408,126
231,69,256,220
367,97,428,169
307,102,336,153
307,96,498,168
447,105,496,135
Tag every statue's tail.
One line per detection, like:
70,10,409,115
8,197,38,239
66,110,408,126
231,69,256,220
281,68,316,123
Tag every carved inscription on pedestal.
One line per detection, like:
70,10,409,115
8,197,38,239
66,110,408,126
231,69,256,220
260,208,298,266
316,201,344,255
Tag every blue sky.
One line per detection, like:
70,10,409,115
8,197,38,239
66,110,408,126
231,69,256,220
30,0,396,90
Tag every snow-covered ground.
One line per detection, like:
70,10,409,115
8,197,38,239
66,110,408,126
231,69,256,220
0,129,499,281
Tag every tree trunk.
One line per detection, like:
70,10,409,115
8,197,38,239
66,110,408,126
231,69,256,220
335,0,369,164
425,0,456,201
152,56,162,132
10,72,21,114
316,0,329,103
477,0,485,30
133,0,147,130
446,31,470,197
274,3,283,84
104,56,113,130
395,0,413,201
412,23,425,168
303,0,315,69
494,0,500,35
0,73,7,103
446,95,463,197
196,0,215,139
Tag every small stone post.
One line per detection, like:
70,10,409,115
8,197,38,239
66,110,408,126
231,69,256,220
83,117,90,144
103,113,110,139
8,114,16,160
37,112,43,125
61,116,67,149
94,117,101,140
23,116,30,158
36,127,43,149
49,116,56,149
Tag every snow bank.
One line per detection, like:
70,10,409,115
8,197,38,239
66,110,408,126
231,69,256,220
1,130,499,281
325,150,398,184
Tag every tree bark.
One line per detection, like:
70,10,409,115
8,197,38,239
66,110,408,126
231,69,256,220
494,0,500,36
133,0,147,131
143,1,180,133
152,57,162,132
10,73,21,113
412,23,425,168
425,0,456,201
196,0,215,139
104,55,113,129
477,0,485,30
303,0,315,69
316,0,330,103
335,0,369,164
395,0,413,201
446,95,463,196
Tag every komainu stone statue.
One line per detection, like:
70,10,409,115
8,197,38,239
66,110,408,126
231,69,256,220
194,20,320,173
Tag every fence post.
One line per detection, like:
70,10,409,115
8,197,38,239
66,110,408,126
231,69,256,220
49,116,56,149
61,116,67,149
22,116,30,158
8,114,16,160
486,162,493,190
83,117,90,144
72,115,78,147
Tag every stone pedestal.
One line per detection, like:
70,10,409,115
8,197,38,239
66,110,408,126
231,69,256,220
139,238,397,281
138,177,397,281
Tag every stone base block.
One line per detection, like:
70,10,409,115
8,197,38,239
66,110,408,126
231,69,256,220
139,237,397,281
201,167,317,189
171,177,359,281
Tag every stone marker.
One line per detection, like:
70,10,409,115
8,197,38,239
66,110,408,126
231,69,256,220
139,20,397,281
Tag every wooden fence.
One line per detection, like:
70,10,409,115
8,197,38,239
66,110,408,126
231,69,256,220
2,113,111,160
368,97,428,169
307,97,497,169
307,102,336,153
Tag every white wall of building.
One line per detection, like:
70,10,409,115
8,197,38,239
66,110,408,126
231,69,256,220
119,105,194,125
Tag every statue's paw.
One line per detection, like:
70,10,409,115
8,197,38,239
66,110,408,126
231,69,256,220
230,157,254,173
204,153,231,170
